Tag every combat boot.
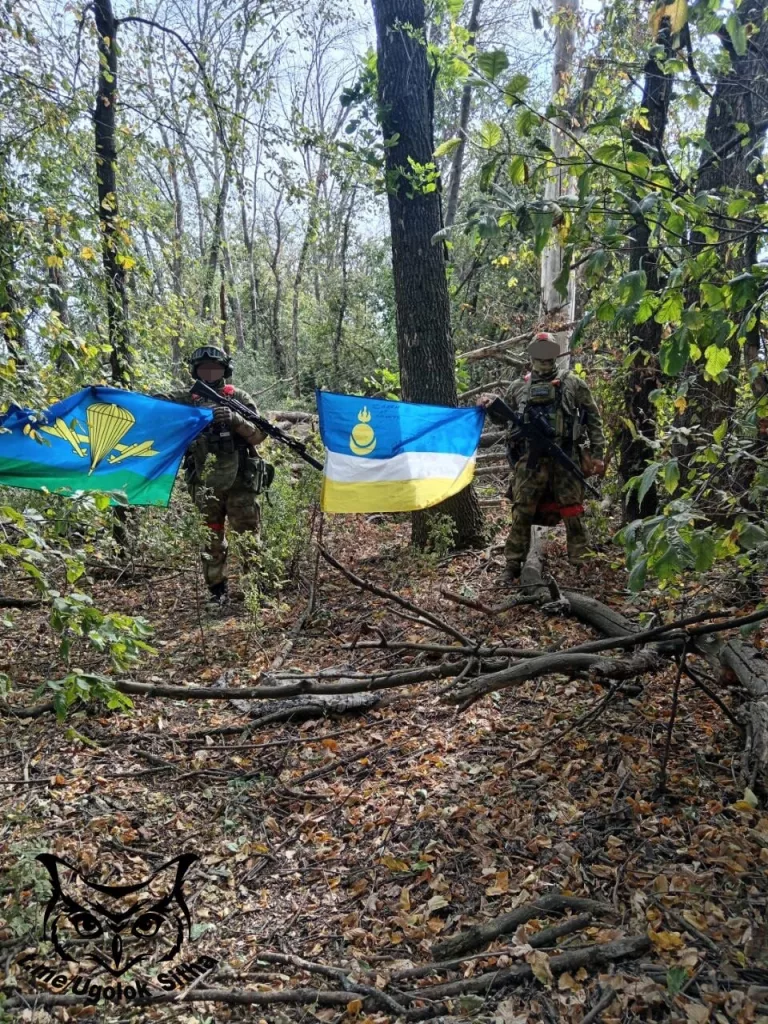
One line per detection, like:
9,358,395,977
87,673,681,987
208,580,229,606
504,561,522,582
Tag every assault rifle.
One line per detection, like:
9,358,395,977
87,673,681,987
487,397,601,498
191,379,323,471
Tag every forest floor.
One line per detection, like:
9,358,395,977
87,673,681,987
2,512,768,1024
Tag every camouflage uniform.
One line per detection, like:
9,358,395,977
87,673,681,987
490,366,605,569
164,384,265,589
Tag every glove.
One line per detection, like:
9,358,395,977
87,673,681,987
476,393,497,410
213,406,232,426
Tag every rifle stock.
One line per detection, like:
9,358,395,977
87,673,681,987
190,379,323,471
487,397,601,498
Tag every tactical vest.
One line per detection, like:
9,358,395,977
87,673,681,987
507,371,584,465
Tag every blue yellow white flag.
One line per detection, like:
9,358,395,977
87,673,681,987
0,387,213,506
316,390,484,513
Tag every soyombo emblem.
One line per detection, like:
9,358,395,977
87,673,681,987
29,403,160,473
349,406,376,456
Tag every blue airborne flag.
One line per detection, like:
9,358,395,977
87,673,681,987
317,390,484,512
0,387,213,506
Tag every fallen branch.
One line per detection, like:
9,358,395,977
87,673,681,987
319,545,472,645
393,912,592,981
0,988,351,1012
408,935,649,1001
461,330,530,363
432,894,613,960
0,596,42,608
479,430,505,448
253,951,407,1015
581,986,618,1024
6,660,505,719
443,647,660,709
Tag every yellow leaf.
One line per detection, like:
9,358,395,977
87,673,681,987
526,950,554,987
649,929,684,950
486,870,510,896
381,855,409,872
731,800,758,813
45,255,63,268
346,998,363,1015
674,396,687,413
80,246,96,261
322,738,338,751
743,787,759,808
399,887,411,911
558,971,579,991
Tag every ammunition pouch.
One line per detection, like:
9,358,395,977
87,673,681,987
241,453,275,495
205,426,236,455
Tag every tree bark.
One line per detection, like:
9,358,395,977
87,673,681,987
616,20,675,521
93,0,131,385
444,0,483,228
540,0,578,356
269,194,289,377
333,186,356,385
688,0,768,429
371,0,484,549
200,169,230,320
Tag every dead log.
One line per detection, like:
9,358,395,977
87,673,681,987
515,552,768,787
432,894,614,960
461,330,530,363
229,691,383,721
410,935,649,1001
0,596,42,608
442,647,660,708
393,912,592,981
6,659,507,719
479,430,505,448
265,409,315,423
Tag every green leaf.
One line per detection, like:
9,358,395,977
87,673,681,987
478,121,503,149
617,269,647,305
704,344,732,380
655,290,684,324
638,461,662,506
704,284,729,311
434,136,462,158
596,299,616,322
663,460,680,495
628,556,648,592
738,524,768,550
517,108,538,137
593,142,622,163
689,531,716,572
503,73,530,105
508,154,527,185
713,418,728,444
726,12,748,56
477,50,509,80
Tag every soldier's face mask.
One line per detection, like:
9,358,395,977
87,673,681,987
531,358,556,378
196,360,227,384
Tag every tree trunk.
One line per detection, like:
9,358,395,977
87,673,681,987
93,0,131,385
333,187,357,386
616,21,675,522
688,0,768,430
371,0,484,549
269,195,289,378
221,226,246,351
200,170,231,320
539,0,578,356
292,210,317,395
444,0,483,229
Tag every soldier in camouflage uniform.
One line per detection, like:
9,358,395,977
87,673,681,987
478,333,606,579
163,346,268,604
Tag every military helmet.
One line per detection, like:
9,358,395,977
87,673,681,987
528,332,561,361
188,345,233,379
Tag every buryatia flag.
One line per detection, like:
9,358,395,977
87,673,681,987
0,387,213,506
317,390,484,513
